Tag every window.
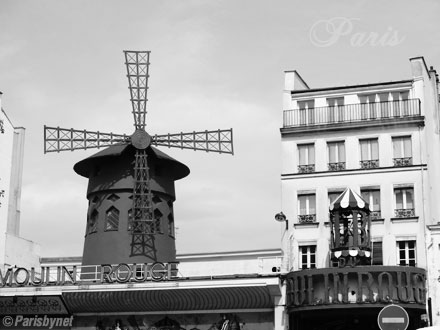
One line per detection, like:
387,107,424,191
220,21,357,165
400,91,410,116
87,209,99,235
328,191,343,205
167,201,175,237
297,100,315,125
359,138,379,168
298,144,315,173
154,209,163,233
392,136,412,166
371,240,383,265
397,240,416,266
298,194,316,223
361,189,381,219
359,94,377,119
328,141,345,171
168,215,175,237
394,187,415,217
378,93,390,117
127,209,133,231
390,91,411,116
105,206,119,231
328,191,343,221
299,245,316,269
327,97,344,122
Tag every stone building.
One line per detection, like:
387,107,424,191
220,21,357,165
280,56,440,329
0,94,40,272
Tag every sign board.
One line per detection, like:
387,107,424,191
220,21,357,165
378,305,409,330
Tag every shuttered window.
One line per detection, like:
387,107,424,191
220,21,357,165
371,241,383,265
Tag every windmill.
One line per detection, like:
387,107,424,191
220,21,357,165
44,51,233,266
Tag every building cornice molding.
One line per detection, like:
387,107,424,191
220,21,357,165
289,80,413,98
281,164,428,180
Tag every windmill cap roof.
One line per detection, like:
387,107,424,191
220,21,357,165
329,188,370,212
73,144,190,180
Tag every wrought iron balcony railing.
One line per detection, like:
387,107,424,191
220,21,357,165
393,157,413,167
370,210,382,220
328,162,346,171
283,99,421,128
394,208,415,218
360,159,379,169
298,214,316,223
298,164,315,173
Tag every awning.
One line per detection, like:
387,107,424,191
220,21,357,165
63,284,277,314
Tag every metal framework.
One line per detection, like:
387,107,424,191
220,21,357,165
44,126,233,154
124,51,150,130
44,126,129,153
44,50,234,260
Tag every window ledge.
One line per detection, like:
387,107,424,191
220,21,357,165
294,222,319,229
391,216,419,223
324,219,384,225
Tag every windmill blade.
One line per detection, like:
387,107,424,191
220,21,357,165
124,50,151,131
151,128,234,154
44,126,130,153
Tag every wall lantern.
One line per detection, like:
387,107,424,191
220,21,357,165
275,212,288,230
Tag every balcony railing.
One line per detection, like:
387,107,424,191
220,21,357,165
328,162,345,171
360,159,379,169
394,208,415,218
298,214,316,223
370,210,382,220
283,99,421,128
298,164,315,173
393,157,413,167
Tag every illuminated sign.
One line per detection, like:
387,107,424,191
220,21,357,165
0,262,179,287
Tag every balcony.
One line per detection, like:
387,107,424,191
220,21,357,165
298,214,316,224
298,164,315,173
328,162,345,171
393,157,413,167
283,99,421,129
360,159,379,169
394,208,415,218
370,210,382,220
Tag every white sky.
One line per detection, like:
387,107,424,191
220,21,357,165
0,0,439,257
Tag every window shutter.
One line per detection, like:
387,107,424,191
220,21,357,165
372,241,383,265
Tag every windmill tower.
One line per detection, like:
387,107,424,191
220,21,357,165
44,51,233,266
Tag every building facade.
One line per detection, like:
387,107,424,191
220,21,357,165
281,57,440,329
0,95,40,272
0,249,283,330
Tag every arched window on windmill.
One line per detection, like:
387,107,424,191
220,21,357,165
329,188,371,267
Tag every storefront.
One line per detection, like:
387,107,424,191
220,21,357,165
0,257,283,330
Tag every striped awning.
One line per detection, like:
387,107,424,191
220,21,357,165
62,285,275,314
329,188,369,212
